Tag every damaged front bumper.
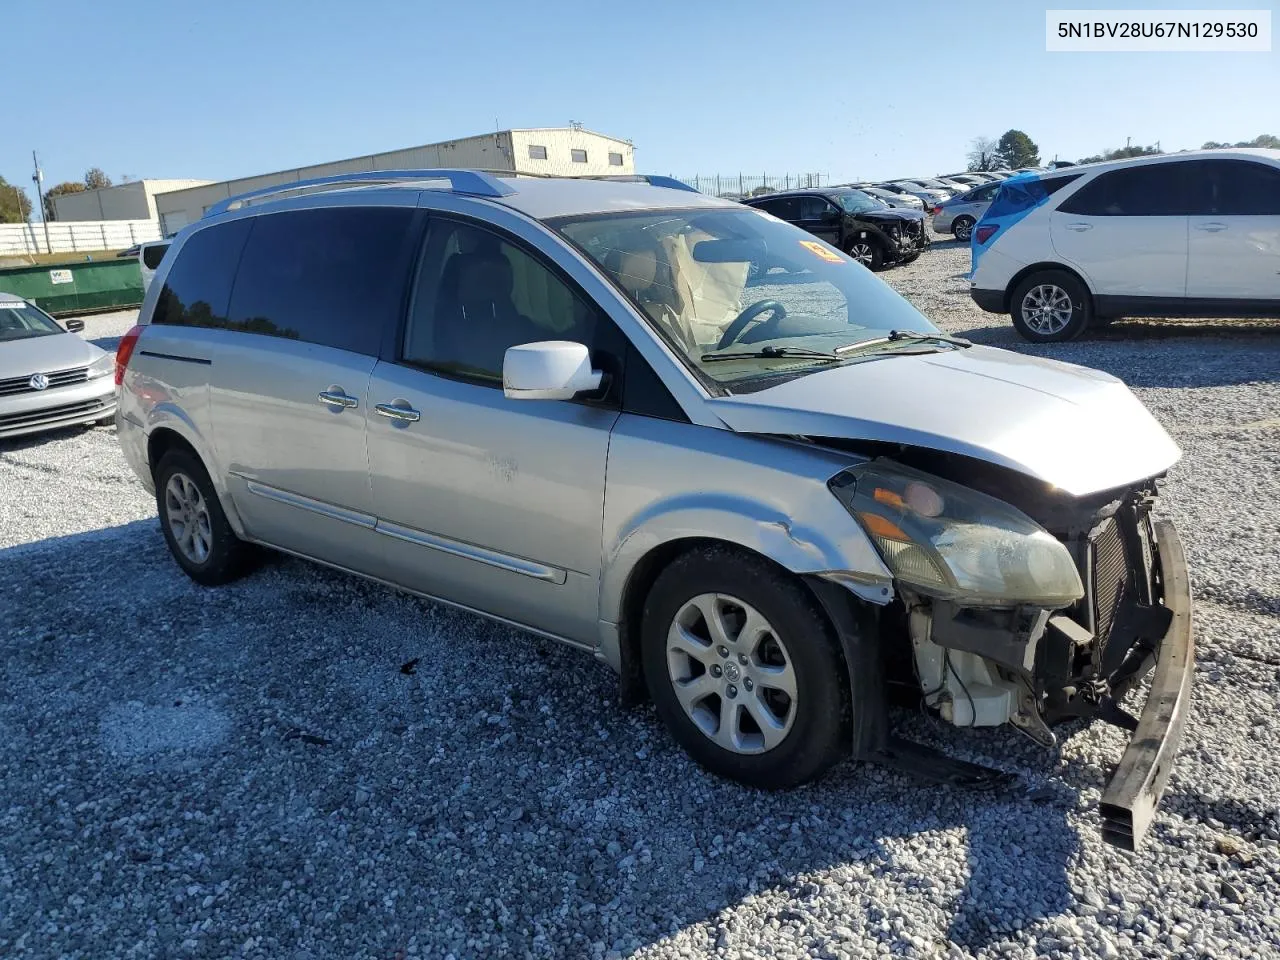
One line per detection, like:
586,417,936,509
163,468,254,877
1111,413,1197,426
1098,519,1194,850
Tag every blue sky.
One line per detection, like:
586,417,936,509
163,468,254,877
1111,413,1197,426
4,0,1276,211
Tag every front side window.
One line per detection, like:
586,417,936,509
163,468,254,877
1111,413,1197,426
1185,159,1280,216
403,220,598,384
152,218,252,329
0,300,64,342
571,149,588,163
796,196,836,220
1056,165,1185,216
225,206,418,354
554,206,939,391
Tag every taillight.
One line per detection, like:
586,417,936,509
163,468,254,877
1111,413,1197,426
930,206,942,215
115,324,143,385
975,224,999,245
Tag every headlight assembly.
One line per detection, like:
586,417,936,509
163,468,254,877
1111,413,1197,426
88,354,115,379
830,460,1083,608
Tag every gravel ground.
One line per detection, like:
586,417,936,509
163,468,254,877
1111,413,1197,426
2,257,1279,960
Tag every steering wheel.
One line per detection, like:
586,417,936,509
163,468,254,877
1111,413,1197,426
715,300,788,350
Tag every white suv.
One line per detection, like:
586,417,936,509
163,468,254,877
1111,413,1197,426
970,150,1280,341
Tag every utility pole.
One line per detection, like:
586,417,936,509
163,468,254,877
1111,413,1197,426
31,150,50,254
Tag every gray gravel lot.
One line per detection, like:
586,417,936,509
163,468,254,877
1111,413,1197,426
2,252,1279,959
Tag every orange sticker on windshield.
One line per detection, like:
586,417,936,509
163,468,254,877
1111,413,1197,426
799,240,843,263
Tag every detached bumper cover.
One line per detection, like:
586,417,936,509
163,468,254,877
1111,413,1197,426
1099,519,1194,851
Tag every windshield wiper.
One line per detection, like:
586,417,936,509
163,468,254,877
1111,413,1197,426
834,330,971,354
701,345,841,363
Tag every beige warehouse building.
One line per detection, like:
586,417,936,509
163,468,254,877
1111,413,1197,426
153,127,635,235
50,179,212,222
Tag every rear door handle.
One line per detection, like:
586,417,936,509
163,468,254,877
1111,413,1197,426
318,390,359,410
1064,223,1093,232
374,402,421,423
1195,222,1228,232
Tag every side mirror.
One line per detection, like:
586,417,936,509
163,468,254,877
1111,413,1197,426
503,341,603,401
64,318,85,333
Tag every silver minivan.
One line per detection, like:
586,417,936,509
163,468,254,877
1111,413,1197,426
115,170,1193,849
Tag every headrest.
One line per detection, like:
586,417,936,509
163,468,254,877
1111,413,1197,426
617,248,659,292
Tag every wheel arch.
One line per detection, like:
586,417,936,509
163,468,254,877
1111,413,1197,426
145,419,248,538
610,534,882,709
1003,261,1095,314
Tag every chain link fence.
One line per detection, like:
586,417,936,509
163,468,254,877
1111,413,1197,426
674,173,831,198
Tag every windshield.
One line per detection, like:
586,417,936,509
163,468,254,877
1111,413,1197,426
832,190,884,214
553,207,940,390
0,301,64,342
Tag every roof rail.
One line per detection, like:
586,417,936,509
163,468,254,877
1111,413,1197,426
203,168,516,218
572,174,699,193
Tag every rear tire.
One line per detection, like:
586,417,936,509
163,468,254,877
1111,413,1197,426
153,449,255,586
952,216,975,241
641,546,851,788
1010,270,1092,342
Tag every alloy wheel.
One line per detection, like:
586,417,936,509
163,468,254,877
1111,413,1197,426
848,242,874,268
164,471,213,564
1021,283,1074,335
954,218,973,241
666,593,797,754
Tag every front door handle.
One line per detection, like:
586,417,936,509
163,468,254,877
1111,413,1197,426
1064,223,1093,232
1195,222,1228,232
318,390,359,410
374,402,421,423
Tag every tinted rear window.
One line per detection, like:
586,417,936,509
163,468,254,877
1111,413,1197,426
225,206,418,354
151,220,251,329
141,242,170,270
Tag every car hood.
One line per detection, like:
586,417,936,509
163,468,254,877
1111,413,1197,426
0,332,102,380
709,345,1181,497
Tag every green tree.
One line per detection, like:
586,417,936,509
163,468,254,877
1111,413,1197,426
996,130,1040,169
966,136,1001,172
0,177,33,223
84,167,112,190
43,181,86,221
1202,134,1279,149
1078,143,1162,164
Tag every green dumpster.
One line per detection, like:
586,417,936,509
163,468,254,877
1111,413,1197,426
0,258,144,317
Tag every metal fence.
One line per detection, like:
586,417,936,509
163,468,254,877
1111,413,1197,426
674,173,830,198
0,219,161,258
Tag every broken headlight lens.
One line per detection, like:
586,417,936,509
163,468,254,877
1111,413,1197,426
829,460,1083,608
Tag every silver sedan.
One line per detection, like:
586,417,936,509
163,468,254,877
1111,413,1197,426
0,292,116,439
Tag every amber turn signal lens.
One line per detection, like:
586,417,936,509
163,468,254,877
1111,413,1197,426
857,512,909,542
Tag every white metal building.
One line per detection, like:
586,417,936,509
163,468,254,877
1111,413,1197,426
153,128,635,235
51,179,212,223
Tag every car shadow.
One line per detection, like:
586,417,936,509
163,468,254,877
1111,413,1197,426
90,333,123,352
2,521,1210,957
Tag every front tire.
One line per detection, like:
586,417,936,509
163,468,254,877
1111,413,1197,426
952,216,975,241
641,547,850,788
845,238,885,272
153,449,255,586
1010,270,1092,342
